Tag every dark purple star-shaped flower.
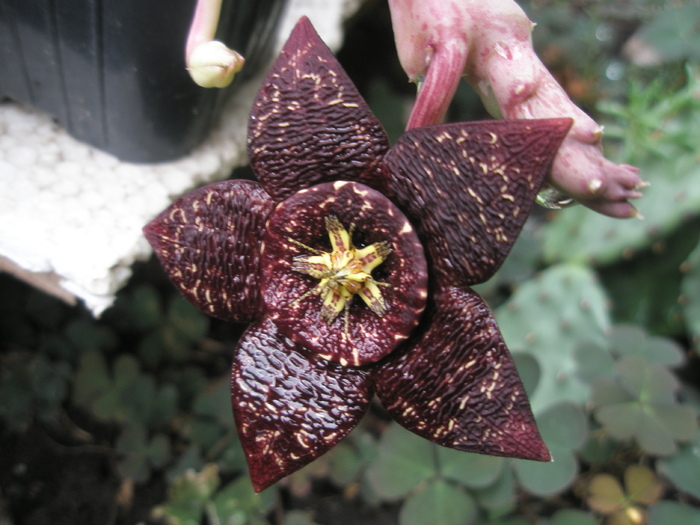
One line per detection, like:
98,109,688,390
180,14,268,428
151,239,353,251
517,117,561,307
144,18,572,492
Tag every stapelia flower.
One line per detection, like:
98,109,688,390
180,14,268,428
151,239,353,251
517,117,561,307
144,17,573,492
388,0,646,218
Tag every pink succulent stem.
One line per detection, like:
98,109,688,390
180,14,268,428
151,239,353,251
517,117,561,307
406,40,468,130
389,0,646,219
186,0,222,61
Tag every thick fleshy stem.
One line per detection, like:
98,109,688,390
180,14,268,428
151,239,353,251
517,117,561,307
185,0,245,88
389,0,646,219
406,40,468,130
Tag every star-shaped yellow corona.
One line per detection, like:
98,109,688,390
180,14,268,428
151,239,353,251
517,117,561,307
291,216,391,325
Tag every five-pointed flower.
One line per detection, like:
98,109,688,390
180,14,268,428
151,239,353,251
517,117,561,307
143,17,572,492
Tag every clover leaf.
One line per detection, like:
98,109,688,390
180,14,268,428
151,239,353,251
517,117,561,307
592,356,698,455
575,325,685,383
367,422,508,525
587,465,663,525
399,479,477,525
657,431,700,499
648,501,700,525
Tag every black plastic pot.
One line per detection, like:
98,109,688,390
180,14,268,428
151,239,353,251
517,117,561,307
0,0,286,162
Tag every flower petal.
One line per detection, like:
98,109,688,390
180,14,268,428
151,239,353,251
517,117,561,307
231,318,373,492
143,180,274,322
261,181,428,366
382,119,571,286
372,286,549,462
248,17,390,202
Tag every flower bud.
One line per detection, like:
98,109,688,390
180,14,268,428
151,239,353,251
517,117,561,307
187,40,245,88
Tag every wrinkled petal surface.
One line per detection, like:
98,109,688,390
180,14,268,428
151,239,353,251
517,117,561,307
248,17,390,202
373,286,549,462
261,181,428,366
232,318,373,492
382,119,571,286
143,180,274,322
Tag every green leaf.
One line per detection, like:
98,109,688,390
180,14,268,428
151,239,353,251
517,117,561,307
153,464,220,525
168,295,209,343
608,325,685,367
495,264,610,414
117,429,171,482
211,476,276,524
658,433,700,499
399,479,477,525
192,377,236,428
549,509,599,525
537,402,589,451
653,404,698,442
473,466,516,511
166,445,206,483
681,240,700,350
512,446,578,497
438,448,504,489
116,426,151,482
593,357,698,455
105,284,163,331
648,501,700,525
329,430,376,486
366,423,436,500
574,340,616,383
591,376,633,406
148,433,172,469
328,443,367,486
616,356,677,403
511,353,540,398
73,350,111,408
64,318,118,353
598,223,699,337
578,433,618,466
596,403,679,456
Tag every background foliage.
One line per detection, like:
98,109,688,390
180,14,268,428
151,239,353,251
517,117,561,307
1,0,699,524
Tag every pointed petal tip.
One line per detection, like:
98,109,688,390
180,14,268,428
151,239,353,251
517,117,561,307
142,217,162,248
288,15,319,44
373,287,550,463
248,465,281,493
519,438,552,463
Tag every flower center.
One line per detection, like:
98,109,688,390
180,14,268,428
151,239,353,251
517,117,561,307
260,180,428,366
291,216,391,325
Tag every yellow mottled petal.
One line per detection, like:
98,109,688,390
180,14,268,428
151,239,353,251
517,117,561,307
325,216,352,252
355,241,391,272
320,287,348,324
358,280,388,317
292,254,331,279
